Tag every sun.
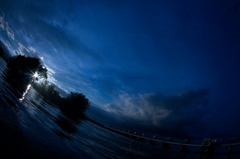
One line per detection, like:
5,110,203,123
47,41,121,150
32,72,39,79
32,71,46,84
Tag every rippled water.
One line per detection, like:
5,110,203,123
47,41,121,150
0,57,239,159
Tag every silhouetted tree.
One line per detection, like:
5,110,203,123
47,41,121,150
4,54,90,124
0,40,11,61
60,92,90,122
0,44,4,59
5,55,47,97
33,81,90,121
32,81,63,106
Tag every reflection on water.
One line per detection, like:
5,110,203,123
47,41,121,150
19,84,32,101
55,116,79,134
1,56,240,159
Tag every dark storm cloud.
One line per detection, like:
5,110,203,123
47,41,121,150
105,89,209,135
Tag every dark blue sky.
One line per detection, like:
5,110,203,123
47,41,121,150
1,0,240,138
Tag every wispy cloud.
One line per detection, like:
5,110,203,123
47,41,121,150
0,15,15,41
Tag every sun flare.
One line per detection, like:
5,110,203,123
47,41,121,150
33,72,39,79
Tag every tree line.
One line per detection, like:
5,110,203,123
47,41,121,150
2,53,89,122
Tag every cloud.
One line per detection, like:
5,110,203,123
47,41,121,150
0,0,101,62
0,15,15,41
104,89,209,137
